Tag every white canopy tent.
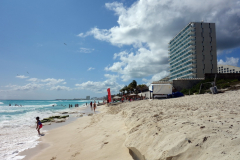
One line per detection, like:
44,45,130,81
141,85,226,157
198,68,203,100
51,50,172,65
149,84,172,98
113,96,121,99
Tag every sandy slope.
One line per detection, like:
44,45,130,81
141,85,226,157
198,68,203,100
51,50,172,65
32,90,240,160
116,90,240,160
31,107,133,160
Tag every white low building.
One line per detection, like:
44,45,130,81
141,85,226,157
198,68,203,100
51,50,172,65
218,64,240,73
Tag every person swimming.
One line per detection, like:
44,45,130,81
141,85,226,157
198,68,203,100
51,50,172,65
36,117,42,135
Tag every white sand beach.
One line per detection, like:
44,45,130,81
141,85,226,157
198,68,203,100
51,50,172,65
28,90,240,160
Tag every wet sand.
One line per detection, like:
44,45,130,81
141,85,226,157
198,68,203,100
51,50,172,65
19,105,98,160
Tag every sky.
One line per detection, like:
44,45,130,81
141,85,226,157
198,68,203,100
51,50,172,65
0,0,240,100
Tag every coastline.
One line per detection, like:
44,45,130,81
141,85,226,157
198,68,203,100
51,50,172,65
18,105,97,160
0,100,100,160
23,90,240,159
24,104,133,160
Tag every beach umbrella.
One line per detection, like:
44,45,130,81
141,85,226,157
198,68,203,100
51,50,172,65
113,96,121,99
129,93,137,96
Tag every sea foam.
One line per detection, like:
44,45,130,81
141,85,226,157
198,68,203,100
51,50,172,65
0,99,90,160
0,109,57,160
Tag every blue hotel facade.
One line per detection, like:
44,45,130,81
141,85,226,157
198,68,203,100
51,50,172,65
169,22,217,80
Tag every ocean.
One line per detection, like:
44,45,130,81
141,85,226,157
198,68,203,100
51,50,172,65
0,100,96,160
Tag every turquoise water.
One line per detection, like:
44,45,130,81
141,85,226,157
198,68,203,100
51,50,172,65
0,100,92,122
0,99,97,160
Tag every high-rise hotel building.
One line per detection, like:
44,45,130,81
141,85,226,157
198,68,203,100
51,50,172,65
169,22,217,80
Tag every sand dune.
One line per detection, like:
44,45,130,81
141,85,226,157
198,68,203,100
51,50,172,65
31,90,240,160
31,108,133,160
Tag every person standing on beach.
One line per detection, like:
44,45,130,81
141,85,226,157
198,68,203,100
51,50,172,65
86,102,87,106
36,117,42,135
93,102,96,112
90,101,92,110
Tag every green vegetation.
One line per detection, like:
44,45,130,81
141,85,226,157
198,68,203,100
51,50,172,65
181,78,240,95
119,80,148,95
40,115,69,123
60,115,69,119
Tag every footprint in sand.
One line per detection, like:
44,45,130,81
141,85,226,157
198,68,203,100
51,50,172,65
72,151,80,157
50,157,56,160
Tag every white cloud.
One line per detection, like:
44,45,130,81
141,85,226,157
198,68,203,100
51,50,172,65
88,67,95,71
27,78,38,82
79,47,94,53
41,78,65,86
105,49,169,81
5,78,68,92
5,83,43,91
225,50,234,54
77,33,88,37
218,57,239,66
50,86,71,91
142,71,169,85
104,74,119,80
16,75,29,79
75,74,123,93
218,49,235,55
80,0,240,81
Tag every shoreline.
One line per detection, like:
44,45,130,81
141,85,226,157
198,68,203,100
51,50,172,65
18,104,98,160
25,104,133,160
21,90,240,159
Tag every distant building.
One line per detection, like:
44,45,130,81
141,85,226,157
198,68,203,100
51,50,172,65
169,22,217,80
86,96,90,100
159,75,170,81
217,64,240,73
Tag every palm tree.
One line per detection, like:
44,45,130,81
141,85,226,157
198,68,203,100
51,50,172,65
137,84,148,93
128,80,137,93
119,88,123,96
129,86,135,94
123,85,128,94
130,80,137,88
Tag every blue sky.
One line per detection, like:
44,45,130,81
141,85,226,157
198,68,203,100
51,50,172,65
0,0,240,99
